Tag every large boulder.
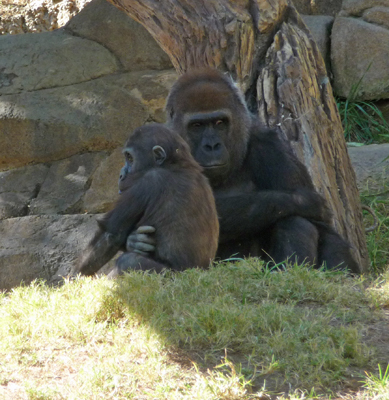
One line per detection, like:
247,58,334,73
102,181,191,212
348,143,389,193
0,164,49,220
342,0,389,16
0,69,177,171
301,15,334,73
82,147,123,213
65,0,172,72
0,29,119,94
362,6,389,29
331,16,389,100
0,214,100,290
29,152,107,215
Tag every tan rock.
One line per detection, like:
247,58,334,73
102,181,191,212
65,0,172,72
29,152,107,215
0,164,49,220
0,30,119,95
0,70,178,170
82,147,122,213
331,16,389,100
348,143,389,193
342,0,389,16
363,6,389,29
0,214,98,290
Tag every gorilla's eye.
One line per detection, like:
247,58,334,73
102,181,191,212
124,152,134,163
214,119,228,129
191,122,202,128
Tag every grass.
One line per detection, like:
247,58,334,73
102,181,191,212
1,197,389,399
336,65,389,144
337,96,389,144
0,1,387,398
362,189,389,275
336,94,389,144
1,257,389,399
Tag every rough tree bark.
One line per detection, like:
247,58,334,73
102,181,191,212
107,0,369,272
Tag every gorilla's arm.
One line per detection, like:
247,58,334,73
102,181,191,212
73,184,145,276
215,189,330,243
124,129,329,254
215,129,330,243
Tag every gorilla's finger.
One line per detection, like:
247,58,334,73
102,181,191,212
136,226,156,234
132,242,156,253
132,249,148,255
135,233,156,245
126,232,156,253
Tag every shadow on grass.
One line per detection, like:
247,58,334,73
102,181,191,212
96,260,389,396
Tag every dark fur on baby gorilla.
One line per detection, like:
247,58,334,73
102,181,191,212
73,123,219,277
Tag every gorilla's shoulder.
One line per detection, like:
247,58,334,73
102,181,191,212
249,121,283,145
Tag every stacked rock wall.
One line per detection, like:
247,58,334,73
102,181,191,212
0,0,176,290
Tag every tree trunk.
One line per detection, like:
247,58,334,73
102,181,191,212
107,0,369,272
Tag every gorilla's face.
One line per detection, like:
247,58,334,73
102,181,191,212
166,71,251,186
183,109,231,181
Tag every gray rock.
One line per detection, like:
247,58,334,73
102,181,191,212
348,143,389,193
65,0,172,72
29,152,106,215
331,17,389,100
302,15,334,73
342,0,389,16
0,164,49,220
0,69,177,171
83,147,122,213
363,6,389,29
0,214,100,290
0,29,119,95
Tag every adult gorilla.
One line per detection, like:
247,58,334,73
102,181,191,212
128,69,359,273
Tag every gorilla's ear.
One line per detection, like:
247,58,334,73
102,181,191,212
152,145,167,165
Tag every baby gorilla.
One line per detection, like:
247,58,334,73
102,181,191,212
74,124,219,277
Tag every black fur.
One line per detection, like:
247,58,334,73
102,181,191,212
163,69,360,273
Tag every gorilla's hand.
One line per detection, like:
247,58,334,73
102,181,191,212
292,189,332,223
126,226,156,255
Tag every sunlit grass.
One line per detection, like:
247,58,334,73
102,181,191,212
1,259,388,399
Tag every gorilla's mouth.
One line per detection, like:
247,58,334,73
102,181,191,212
202,163,227,169
201,164,229,181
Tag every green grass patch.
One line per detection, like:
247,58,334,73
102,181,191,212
1,261,388,399
2,195,389,398
337,97,389,144
336,64,389,144
362,192,389,275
